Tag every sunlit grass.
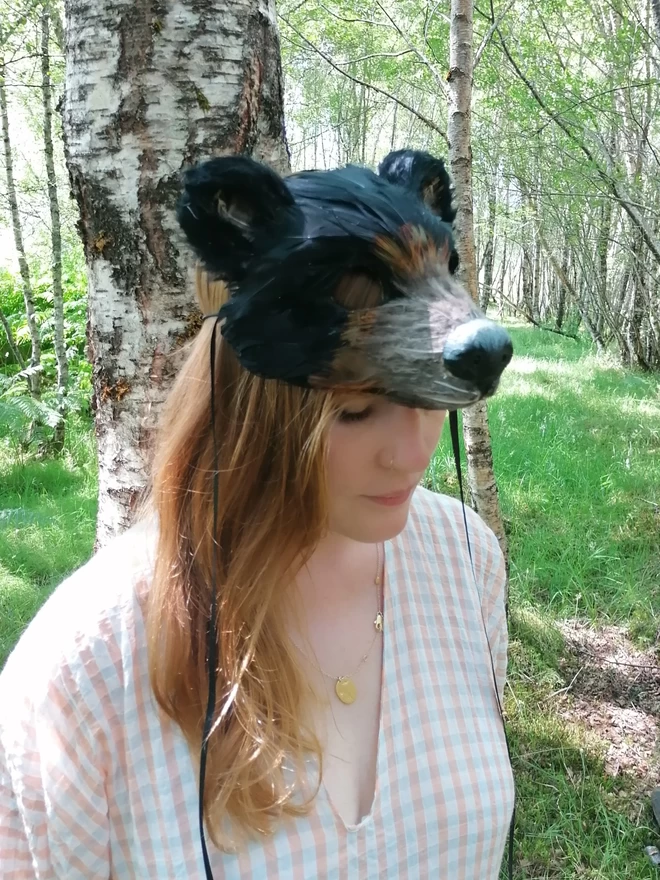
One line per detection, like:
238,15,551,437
431,325,660,640
0,415,97,664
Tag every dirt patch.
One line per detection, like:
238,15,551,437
554,621,660,789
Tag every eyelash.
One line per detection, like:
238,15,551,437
338,406,373,424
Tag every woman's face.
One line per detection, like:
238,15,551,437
325,395,446,543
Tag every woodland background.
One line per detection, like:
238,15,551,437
0,0,659,877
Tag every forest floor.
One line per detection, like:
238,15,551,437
2,321,659,878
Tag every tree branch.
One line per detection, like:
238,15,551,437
316,4,393,29
375,1,448,100
474,0,515,69
279,15,449,146
423,0,450,67
336,49,414,66
0,305,26,368
499,291,580,339
495,26,660,266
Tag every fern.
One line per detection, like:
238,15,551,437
0,373,63,451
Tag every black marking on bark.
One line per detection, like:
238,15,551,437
137,173,183,288
195,86,210,112
258,18,288,146
109,94,148,147
67,169,140,293
115,0,165,87
106,484,143,516
212,8,287,156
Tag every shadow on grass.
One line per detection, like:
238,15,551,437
506,715,658,879
504,607,658,879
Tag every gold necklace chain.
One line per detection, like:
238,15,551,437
293,542,384,705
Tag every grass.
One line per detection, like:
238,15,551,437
0,415,97,664
434,323,660,639
1,322,659,877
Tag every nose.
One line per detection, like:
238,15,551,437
383,407,438,473
443,319,513,395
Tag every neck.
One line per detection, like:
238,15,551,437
294,532,382,608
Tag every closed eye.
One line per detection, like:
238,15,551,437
338,406,374,424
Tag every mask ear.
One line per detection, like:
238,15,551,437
378,149,455,223
378,149,459,274
176,156,302,281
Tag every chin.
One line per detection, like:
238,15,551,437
338,498,414,544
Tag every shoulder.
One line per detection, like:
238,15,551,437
405,486,505,601
409,485,499,550
0,517,157,726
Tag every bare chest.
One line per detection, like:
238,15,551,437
291,594,385,829
307,640,383,827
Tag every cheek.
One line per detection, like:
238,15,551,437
326,427,373,494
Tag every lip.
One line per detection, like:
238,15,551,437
364,486,416,507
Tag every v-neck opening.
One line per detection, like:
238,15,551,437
320,536,394,833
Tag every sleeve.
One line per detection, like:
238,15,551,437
0,661,111,879
468,510,509,704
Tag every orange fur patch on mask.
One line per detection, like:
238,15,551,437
374,224,449,279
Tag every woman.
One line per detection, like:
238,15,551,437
0,150,515,878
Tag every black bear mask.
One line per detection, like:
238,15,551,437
176,150,512,409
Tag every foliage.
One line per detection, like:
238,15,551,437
0,174,90,438
0,235,92,454
280,0,660,368
0,369,61,455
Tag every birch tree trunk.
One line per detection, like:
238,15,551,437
653,0,660,41
62,0,289,546
42,8,67,450
446,0,507,554
0,57,41,397
480,174,496,310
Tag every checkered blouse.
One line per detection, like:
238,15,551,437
0,487,514,878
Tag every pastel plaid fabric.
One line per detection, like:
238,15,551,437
0,488,514,878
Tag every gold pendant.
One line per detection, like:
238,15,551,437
374,611,383,632
335,676,357,704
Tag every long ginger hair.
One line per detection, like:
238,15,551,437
146,268,382,850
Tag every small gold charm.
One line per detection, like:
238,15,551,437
335,676,357,704
374,611,383,632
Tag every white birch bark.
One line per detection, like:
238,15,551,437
0,58,42,397
654,0,660,41
42,9,68,449
62,0,289,546
446,0,508,555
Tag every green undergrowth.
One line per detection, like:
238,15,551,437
503,604,657,879
0,414,97,665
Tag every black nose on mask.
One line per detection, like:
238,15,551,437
443,319,513,396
